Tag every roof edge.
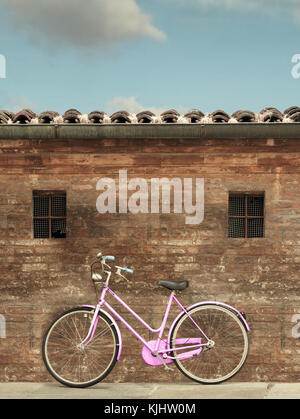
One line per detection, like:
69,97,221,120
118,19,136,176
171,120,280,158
1,123,300,140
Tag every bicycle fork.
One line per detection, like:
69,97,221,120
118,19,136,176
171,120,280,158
78,304,101,348
79,283,110,347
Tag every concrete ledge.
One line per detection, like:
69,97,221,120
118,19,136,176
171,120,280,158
0,382,299,399
1,123,300,140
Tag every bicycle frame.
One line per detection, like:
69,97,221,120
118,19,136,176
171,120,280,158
42,252,251,388
79,255,251,369
81,285,209,367
81,283,250,368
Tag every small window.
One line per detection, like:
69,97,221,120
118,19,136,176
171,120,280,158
228,193,264,238
33,191,66,239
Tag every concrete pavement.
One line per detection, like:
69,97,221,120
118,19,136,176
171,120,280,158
0,382,299,399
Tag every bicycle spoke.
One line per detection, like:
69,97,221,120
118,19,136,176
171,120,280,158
43,308,118,387
171,305,249,383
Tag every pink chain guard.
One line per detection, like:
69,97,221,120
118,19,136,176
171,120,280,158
141,338,202,366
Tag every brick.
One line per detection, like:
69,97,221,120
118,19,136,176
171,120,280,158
0,136,299,383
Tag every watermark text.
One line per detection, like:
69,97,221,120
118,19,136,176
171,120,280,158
0,54,6,79
291,314,300,338
0,315,6,338
96,170,204,225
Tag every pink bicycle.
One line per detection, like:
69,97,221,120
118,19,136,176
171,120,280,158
42,252,250,388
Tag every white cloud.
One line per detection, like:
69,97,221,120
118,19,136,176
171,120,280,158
2,0,166,49
107,96,146,114
106,96,187,115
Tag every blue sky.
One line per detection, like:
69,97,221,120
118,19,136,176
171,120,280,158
0,0,300,116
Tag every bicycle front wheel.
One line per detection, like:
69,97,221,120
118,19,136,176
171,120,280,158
170,304,249,384
42,307,119,388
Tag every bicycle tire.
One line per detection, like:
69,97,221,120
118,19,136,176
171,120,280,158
170,304,249,384
42,307,119,388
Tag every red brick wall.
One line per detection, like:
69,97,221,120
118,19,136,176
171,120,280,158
0,136,299,382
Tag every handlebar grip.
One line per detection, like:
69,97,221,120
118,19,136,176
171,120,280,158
105,256,115,261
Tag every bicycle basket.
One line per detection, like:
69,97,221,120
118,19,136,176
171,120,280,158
90,260,104,283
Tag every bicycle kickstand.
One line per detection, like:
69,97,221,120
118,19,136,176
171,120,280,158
154,352,173,371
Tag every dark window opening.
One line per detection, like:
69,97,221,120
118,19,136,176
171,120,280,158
228,193,264,238
33,191,66,239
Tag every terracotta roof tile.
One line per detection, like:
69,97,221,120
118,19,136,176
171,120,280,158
0,107,299,124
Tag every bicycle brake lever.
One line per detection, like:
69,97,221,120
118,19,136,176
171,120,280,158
100,256,113,270
115,267,129,282
121,274,129,282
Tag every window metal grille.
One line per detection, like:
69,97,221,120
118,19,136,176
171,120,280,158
33,191,66,239
228,193,264,238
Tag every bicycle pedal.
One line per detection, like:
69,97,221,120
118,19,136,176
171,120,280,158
154,351,173,371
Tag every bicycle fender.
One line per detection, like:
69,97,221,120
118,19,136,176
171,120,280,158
82,305,122,361
167,301,250,346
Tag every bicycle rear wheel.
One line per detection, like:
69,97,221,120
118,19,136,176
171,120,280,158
170,304,249,384
42,307,119,388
